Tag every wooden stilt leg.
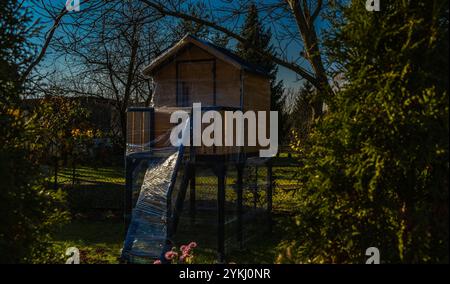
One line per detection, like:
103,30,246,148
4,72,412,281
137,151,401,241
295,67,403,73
236,163,244,249
217,164,226,263
189,166,196,224
266,162,273,233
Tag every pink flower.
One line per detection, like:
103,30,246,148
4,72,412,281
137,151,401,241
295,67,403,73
181,246,191,255
153,260,162,264
188,242,197,249
179,250,192,263
165,250,178,261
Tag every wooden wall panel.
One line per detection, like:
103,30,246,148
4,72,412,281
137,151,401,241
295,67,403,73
215,62,241,107
178,61,214,106
243,72,271,112
153,65,176,107
150,44,272,156
242,72,271,154
152,44,242,108
126,110,152,153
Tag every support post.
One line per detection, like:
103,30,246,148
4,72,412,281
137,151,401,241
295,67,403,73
236,163,244,249
217,164,226,263
124,156,135,236
189,166,196,223
266,161,273,233
189,107,196,225
170,163,192,236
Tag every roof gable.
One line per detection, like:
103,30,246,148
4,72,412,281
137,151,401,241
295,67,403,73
143,34,270,77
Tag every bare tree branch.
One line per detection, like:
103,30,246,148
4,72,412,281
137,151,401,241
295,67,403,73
311,0,323,23
20,6,68,83
139,0,321,88
286,0,330,99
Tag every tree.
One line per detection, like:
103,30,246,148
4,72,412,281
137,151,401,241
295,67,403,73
0,0,68,263
286,81,316,143
236,3,286,142
46,1,169,149
19,0,101,85
32,96,91,189
139,0,333,115
172,2,211,40
277,0,449,263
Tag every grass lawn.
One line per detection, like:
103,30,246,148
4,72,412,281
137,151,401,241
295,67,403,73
49,157,298,264
52,219,125,264
46,165,124,185
52,214,288,264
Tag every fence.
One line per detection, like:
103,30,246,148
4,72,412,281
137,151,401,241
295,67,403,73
170,159,273,256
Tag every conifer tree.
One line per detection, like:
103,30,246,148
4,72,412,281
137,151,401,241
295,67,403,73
278,0,449,263
0,0,67,263
236,3,286,142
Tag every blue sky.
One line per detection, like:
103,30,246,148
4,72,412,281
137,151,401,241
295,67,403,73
29,0,330,91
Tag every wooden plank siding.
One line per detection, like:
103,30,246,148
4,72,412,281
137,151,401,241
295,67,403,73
150,43,271,156
242,71,271,154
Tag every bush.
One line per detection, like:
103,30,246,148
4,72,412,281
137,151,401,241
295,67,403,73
0,0,69,263
277,0,449,263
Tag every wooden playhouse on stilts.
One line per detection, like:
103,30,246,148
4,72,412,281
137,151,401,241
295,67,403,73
121,35,276,263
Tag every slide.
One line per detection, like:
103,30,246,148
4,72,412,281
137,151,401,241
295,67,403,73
120,121,190,263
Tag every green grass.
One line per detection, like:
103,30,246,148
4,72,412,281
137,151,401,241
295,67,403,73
52,219,125,264
47,165,124,185
174,237,281,264
47,159,298,264
51,215,286,264
173,214,284,264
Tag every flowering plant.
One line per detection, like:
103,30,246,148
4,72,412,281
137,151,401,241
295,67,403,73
153,242,197,264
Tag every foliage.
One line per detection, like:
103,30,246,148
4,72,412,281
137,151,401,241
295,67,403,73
155,242,198,264
0,0,70,263
277,0,449,263
173,2,211,40
27,241,69,264
172,2,230,48
287,81,316,143
33,96,92,165
236,2,286,142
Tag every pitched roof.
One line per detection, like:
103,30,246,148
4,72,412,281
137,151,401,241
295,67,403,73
142,34,270,77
